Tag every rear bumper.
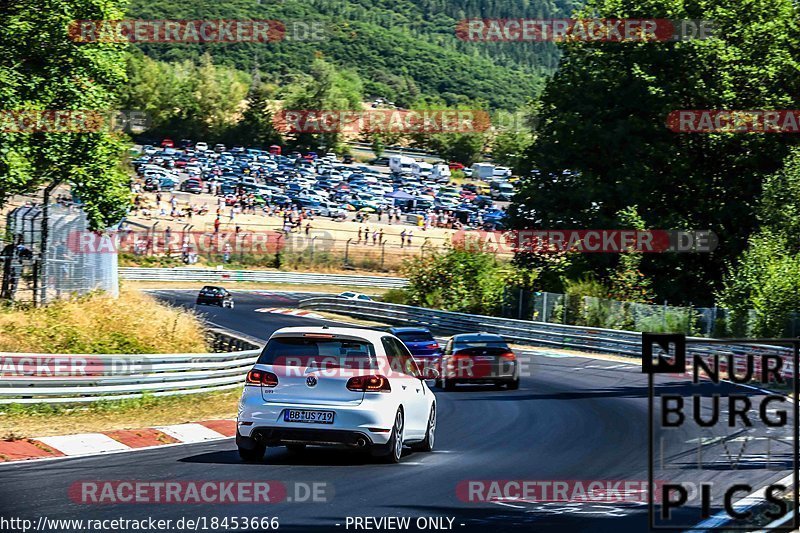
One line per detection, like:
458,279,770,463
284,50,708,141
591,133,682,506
196,298,225,306
444,361,518,382
237,394,396,446
244,427,375,448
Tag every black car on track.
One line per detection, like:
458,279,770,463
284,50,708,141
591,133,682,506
196,286,234,308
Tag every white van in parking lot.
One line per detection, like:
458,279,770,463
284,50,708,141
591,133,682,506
389,155,415,174
431,164,451,182
411,161,433,178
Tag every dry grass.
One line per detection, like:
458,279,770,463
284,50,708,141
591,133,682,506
0,289,209,354
0,389,241,438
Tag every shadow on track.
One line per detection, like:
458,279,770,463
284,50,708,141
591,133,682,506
179,446,419,466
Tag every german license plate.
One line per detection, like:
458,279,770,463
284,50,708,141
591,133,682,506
284,409,335,424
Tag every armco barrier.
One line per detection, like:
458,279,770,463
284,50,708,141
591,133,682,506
297,297,795,377
119,267,409,289
0,329,263,405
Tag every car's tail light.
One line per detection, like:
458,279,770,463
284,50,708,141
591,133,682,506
347,375,391,392
500,351,516,362
426,343,439,349
246,369,278,387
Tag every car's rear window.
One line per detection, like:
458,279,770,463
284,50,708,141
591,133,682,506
395,331,434,343
257,337,378,369
454,339,509,350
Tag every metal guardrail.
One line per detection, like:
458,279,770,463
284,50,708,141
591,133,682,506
5,297,792,405
0,329,263,404
119,267,409,289
297,298,796,376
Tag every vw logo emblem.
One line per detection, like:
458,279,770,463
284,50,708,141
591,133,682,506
306,375,317,387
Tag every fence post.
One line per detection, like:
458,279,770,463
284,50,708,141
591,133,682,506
711,306,717,337
149,222,159,256
563,293,568,324
518,287,524,319
380,242,386,269
310,236,317,262
344,238,351,267
663,300,668,330
543,292,549,322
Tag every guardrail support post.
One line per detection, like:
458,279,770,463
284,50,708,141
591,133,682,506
344,238,352,267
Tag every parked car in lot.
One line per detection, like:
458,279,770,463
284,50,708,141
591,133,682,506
144,176,176,192
236,326,438,463
196,286,234,308
317,201,347,219
437,333,519,390
136,142,509,231
179,178,203,194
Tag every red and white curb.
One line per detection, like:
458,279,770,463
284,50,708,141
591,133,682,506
0,419,235,463
254,308,323,319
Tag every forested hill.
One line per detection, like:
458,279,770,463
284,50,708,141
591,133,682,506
128,0,580,110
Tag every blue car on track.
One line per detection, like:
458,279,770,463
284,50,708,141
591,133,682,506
389,326,441,375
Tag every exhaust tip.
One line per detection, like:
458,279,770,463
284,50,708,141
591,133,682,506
355,437,367,448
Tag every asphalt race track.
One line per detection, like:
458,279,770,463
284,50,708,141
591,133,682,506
0,290,794,532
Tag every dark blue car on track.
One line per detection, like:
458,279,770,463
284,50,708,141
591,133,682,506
389,327,441,375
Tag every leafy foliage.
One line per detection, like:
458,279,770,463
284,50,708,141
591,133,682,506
0,0,133,228
125,0,568,111
719,149,800,336
509,0,800,305
402,243,537,316
123,53,250,141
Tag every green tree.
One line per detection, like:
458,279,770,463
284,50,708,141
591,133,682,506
280,59,363,151
608,206,654,303
0,0,132,228
491,129,533,175
510,0,800,305
371,135,385,159
719,148,800,336
229,81,282,148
